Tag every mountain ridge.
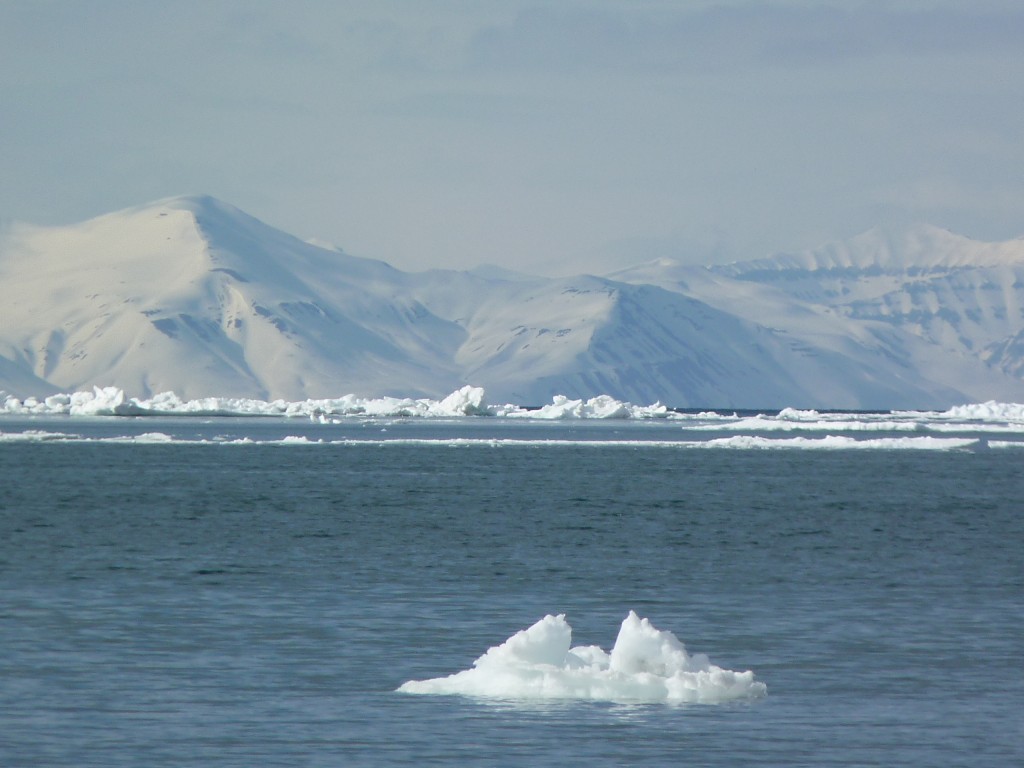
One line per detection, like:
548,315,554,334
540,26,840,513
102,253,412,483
2,195,1023,408
714,223,1024,276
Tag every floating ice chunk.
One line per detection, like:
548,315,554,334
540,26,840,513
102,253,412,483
940,401,1024,422
398,612,766,704
101,432,188,443
693,415,925,432
702,435,978,450
431,385,489,416
496,394,672,420
66,386,146,416
128,432,174,443
0,429,82,442
776,406,821,421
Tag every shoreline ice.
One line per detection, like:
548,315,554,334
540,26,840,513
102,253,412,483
3,386,1023,427
2,386,1022,449
0,385,674,420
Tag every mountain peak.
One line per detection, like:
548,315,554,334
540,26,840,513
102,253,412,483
128,194,271,237
137,193,236,216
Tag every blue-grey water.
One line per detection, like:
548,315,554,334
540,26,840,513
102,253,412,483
1,417,1022,766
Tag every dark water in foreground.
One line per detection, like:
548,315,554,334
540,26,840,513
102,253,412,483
1,418,1022,766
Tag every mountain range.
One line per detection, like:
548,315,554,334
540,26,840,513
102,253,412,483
2,194,1023,409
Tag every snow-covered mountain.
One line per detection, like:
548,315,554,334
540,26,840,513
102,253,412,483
612,224,1024,406
2,196,1023,408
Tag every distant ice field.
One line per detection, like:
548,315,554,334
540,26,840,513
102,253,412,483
2,385,1023,450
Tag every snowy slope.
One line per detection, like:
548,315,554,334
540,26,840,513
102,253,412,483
719,225,1024,401
0,196,465,399
435,275,810,407
2,197,1023,407
611,224,1024,405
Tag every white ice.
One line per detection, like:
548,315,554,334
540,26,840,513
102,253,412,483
936,400,1024,421
4,387,1024,449
398,612,766,704
701,435,980,450
0,429,80,442
686,401,1024,435
0,385,675,420
500,394,673,420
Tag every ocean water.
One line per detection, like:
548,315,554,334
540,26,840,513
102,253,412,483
1,416,1022,766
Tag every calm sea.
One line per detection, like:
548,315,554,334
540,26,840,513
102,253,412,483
1,417,1022,766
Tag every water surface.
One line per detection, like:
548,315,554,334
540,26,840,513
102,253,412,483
2,418,1021,766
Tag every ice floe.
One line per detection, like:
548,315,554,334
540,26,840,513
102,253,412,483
701,435,980,450
0,430,1005,450
398,612,766,704
0,429,80,442
935,400,1024,421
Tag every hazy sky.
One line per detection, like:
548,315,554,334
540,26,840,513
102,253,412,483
2,0,1023,275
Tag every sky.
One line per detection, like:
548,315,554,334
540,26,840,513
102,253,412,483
2,0,1023,276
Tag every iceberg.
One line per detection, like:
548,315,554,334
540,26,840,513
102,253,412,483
398,612,766,705
939,401,1024,422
